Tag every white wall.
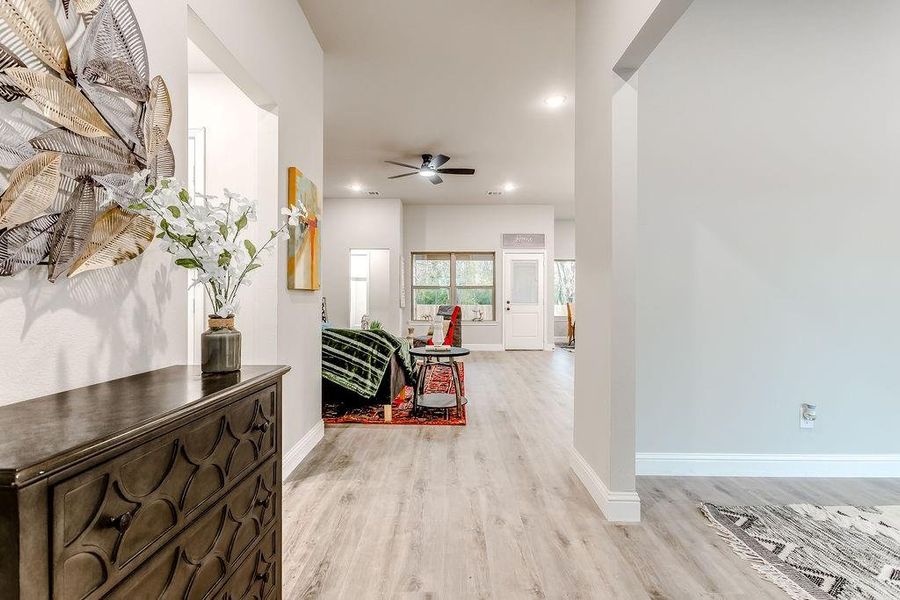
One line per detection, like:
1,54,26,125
573,0,661,519
0,0,188,404
188,0,324,453
188,72,278,365
555,220,576,261
322,198,404,334
404,204,555,348
636,0,900,457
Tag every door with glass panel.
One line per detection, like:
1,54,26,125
503,252,545,350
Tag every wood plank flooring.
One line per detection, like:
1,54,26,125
282,350,900,599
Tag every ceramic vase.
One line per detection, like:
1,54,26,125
201,316,242,374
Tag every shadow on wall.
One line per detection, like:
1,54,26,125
0,256,174,392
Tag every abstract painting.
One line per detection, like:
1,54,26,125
287,167,321,290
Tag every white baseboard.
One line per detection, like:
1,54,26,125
569,447,641,522
465,343,504,351
283,419,325,482
636,452,900,478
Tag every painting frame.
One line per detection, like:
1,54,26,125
287,167,321,290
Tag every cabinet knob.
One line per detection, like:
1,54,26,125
256,570,271,584
253,420,271,434
256,495,273,509
106,511,134,534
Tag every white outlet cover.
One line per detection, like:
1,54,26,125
800,406,815,429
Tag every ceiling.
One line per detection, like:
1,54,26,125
297,0,576,217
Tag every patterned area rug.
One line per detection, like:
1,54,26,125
324,363,466,426
702,503,900,599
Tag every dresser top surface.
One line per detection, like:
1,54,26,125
0,365,289,487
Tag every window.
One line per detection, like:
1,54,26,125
412,252,495,321
349,251,370,327
554,260,576,317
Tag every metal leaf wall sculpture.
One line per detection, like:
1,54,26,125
0,211,58,275
0,0,70,77
0,0,172,279
67,205,153,276
46,178,94,281
0,150,60,228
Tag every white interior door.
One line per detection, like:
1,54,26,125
503,252,545,350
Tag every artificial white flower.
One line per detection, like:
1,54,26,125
126,178,295,318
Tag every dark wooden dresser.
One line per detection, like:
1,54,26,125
0,365,289,600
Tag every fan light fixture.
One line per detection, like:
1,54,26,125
385,154,476,185
544,95,567,108
503,182,517,192
348,183,363,192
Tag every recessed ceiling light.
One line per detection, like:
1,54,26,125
544,95,567,108
419,169,436,178
348,183,363,192
503,182,517,192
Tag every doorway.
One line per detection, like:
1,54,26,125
503,251,546,350
186,39,279,364
349,249,391,329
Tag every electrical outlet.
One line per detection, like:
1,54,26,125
800,403,817,429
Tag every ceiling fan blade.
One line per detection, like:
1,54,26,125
431,154,450,169
388,172,418,179
384,160,420,170
437,168,476,175
429,174,443,185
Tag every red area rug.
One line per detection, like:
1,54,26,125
324,363,466,426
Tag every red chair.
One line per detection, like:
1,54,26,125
413,305,463,347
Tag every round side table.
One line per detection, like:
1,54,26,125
409,346,470,419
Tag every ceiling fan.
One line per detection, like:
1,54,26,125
385,154,476,185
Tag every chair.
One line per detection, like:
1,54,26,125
413,305,463,348
566,302,575,346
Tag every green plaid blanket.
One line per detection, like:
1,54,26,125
322,329,414,399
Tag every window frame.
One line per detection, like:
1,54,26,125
411,251,497,322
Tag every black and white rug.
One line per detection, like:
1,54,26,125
702,503,900,599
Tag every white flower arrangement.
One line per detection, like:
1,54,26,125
120,172,305,318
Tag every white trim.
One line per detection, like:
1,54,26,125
636,452,900,478
283,419,325,482
544,344,555,351
569,447,641,522
465,343,505,351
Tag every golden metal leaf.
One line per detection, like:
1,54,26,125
0,150,60,229
0,0,70,77
3,68,116,138
68,205,154,276
144,75,170,158
47,180,96,282
73,0,102,14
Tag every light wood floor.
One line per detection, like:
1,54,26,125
283,350,900,599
